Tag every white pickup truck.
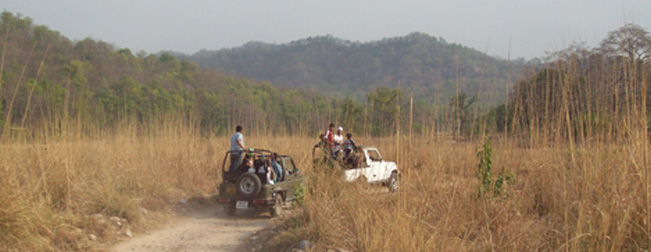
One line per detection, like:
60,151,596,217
342,146,399,192
313,145,400,192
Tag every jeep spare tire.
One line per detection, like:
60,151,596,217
237,172,262,197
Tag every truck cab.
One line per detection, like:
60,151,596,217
312,145,400,192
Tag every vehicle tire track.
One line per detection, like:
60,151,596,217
111,207,268,252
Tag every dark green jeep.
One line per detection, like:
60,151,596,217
217,149,303,217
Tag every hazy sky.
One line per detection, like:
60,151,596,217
4,0,650,59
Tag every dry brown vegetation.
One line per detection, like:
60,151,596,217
0,122,649,251
0,123,321,251
298,136,650,251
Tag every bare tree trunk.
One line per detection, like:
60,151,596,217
454,53,460,138
0,25,9,96
641,65,650,246
472,50,488,141
395,88,400,167
504,39,512,143
408,93,413,172
3,41,37,138
21,44,51,129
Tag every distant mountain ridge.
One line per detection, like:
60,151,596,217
178,32,532,102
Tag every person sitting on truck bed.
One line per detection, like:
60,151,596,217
343,133,357,157
342,133,357,167
270,153,283,182
242,157,256,174
256,160,276,185
236,153,257,175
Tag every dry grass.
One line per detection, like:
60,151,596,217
0,125,221,251
298,136,650,251
0,125,649,251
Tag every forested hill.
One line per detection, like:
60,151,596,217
0,11,440,136
0,11,541,138
179,33,533,101
0,11,341,135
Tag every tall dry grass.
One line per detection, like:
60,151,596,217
0,123,219,251
0,121,649,251
0,118,328,251
299,136,650,251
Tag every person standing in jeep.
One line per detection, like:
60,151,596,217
230,125,246,172
231,125,246,151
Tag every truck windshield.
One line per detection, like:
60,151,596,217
367,150,382,161
281,157,296,174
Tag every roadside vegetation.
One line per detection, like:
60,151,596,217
1,10,650,252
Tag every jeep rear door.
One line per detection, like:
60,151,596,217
278,156,303,201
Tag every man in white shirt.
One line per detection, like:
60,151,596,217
333,126,344,158
229,125,245,172
231,125,245,151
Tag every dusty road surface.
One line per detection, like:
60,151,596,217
111,206,269,252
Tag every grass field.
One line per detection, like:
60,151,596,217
0,126,221,251
299,137,650,251
1,122,649,251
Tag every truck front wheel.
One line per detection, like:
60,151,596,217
387,172,399,193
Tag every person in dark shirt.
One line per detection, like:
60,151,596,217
343,133,358,168
343,133,357,156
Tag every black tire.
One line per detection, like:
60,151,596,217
269,194,284,218
224,204,236,216
387,172,399,193
236,172,262,197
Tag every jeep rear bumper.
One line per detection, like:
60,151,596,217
217,197,275,209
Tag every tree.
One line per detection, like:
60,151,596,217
340,97,363,133
449,92,477,135
367,87,402,136
1,11,33,31
600,23,651,63
0,98,4,127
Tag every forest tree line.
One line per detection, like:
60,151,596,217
0,12,441,137
483,23,651,142
0,11,649,140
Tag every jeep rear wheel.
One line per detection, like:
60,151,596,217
237,172,262,197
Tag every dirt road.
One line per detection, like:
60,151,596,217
111,207,269,252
